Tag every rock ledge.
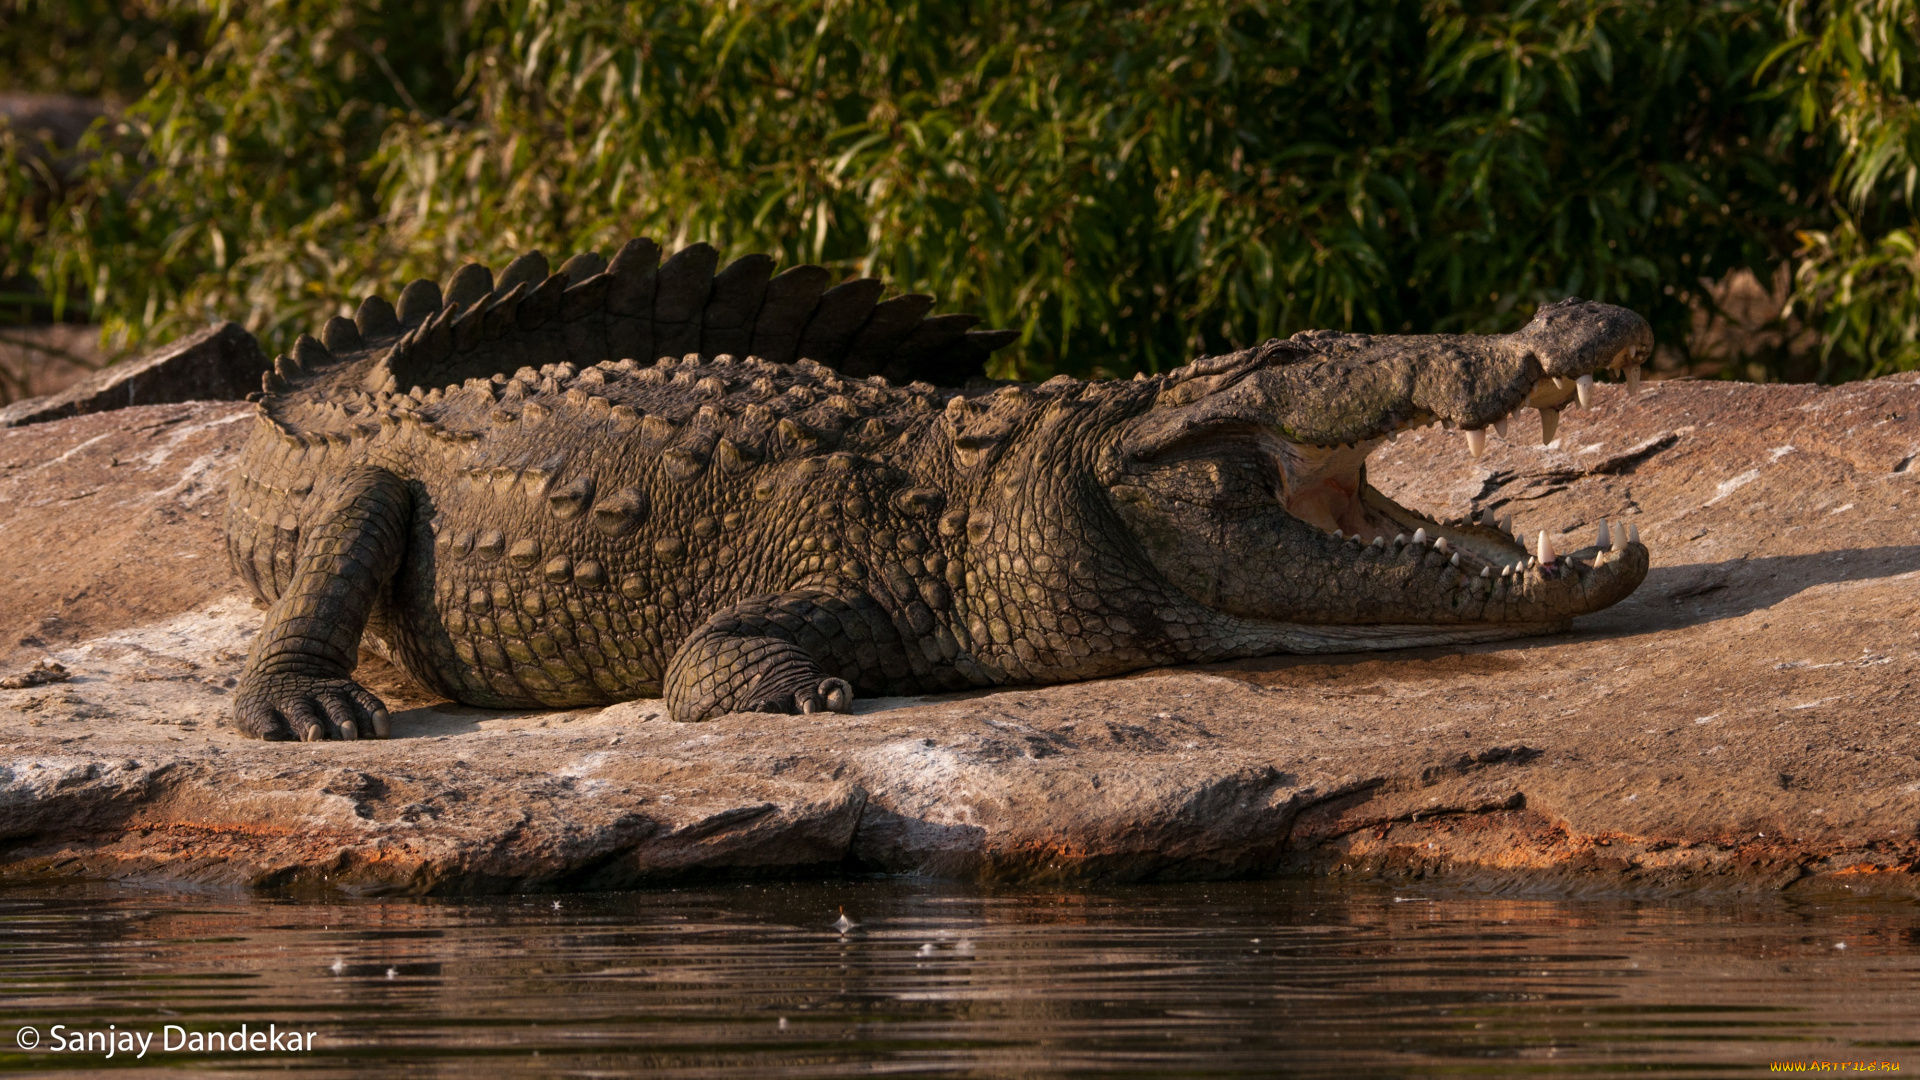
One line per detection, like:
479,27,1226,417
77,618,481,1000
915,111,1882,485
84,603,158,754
3,375,1920,895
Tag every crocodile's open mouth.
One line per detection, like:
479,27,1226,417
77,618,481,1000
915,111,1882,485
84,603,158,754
1277,384,1638,584
1263,368,1649,623
1109,300,1654,629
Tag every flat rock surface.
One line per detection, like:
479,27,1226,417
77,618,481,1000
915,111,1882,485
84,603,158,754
3,377,1919,895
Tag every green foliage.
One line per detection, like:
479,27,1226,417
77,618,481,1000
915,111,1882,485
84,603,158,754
0,0,201,101
3,0,1918,381
1767,0,1920,378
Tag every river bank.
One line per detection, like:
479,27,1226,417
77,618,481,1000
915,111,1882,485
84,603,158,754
2,373,1917,895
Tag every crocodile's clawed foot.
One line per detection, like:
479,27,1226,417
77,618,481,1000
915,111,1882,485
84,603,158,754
235,673,392,741
797,678,854,715
744,677,854,716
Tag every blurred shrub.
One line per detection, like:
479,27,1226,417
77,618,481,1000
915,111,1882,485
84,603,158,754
1770,0,1920,379
2,0,1917,381
0,0,200,101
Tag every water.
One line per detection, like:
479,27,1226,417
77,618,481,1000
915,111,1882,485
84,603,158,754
1,880,1916,1077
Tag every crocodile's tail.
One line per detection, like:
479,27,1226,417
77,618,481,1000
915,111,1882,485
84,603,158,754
259,239,1016,401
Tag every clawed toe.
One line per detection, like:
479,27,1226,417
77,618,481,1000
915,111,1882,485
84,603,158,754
798,678,855,715
234,673,392,741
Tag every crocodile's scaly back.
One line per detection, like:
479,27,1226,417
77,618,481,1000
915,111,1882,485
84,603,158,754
229,238,1014,610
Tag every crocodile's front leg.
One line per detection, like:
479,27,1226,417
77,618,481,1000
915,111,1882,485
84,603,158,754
665,587,915,722
234,465,410,741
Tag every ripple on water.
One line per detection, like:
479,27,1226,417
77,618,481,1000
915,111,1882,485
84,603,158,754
1,879,1916,1076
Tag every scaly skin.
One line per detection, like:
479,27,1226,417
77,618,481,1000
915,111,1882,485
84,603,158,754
225,238,1655,740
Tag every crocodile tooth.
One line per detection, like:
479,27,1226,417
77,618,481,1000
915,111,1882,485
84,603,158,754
1552,377,1567,390
1627,523,1640,544
1539,407,1559,445
1537,531,1556,565
1497,513,1512,534
1480,508,1498,529
1331,529,1344,540
1575,374,1594,409
1434,537,1450,554
1494,417,1509,439
1480,565,1492,578
1627,364,1642,395
1596,519,1611,550
1411,528,1427,545
1370,535,1385,548
1465,429,1486,458
1450,552,1462,567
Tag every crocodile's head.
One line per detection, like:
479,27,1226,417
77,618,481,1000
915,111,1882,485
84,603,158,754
1103,298,1655,647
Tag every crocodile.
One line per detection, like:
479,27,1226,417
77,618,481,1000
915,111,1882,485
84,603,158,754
225,237,1655,740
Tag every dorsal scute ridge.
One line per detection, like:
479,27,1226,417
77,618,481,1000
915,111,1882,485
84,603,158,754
309,236,1015,401
437,350,952,433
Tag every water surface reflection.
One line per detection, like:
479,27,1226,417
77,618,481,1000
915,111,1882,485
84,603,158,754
2,880,1916,1075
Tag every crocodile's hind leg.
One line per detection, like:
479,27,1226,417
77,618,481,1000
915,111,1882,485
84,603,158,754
234,465,411,741
665,587,915,722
